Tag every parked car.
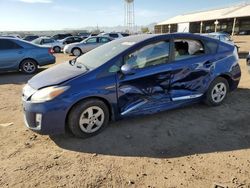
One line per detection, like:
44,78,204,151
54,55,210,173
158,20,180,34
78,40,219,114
58,36,83,45
0,35,19,38
32,37,63,53
98,32,125,39
247,52,250,74
78,32,90,39
0,37,55,74
204,32,239,51
23,35,39,42
238,30,250,35
52,33,72,40
22,33,241,138
63,36,113,56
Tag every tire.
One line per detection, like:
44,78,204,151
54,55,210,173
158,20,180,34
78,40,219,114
20,59,38,74
204,77,229,106
53,46,61,53
247,59,250,66
67,99,109,138
72,48,82,56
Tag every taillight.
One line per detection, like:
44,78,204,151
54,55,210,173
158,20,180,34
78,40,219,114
49,48,54,54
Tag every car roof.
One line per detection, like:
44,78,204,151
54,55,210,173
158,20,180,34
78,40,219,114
111,33,205,43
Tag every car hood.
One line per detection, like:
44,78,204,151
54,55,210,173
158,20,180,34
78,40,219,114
28,62,88,90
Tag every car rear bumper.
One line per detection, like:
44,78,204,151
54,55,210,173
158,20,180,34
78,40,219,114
22,98,69,135
38,56,56,67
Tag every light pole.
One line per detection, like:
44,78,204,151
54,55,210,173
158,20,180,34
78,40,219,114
200,22,203,33
168,25,171,33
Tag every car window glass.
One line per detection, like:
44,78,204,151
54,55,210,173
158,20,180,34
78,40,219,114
0,39,22,50
32,38,41,45
124,41,170,69
121,33,129,37
74,37,81,41
66,37,74,42
99,37,110,43
86,38,97,44
43,39,54,44
110,34,119,38
174,39,205,60
205,41,218,54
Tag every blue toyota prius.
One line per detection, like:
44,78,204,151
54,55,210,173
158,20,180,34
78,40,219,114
22,33,241,138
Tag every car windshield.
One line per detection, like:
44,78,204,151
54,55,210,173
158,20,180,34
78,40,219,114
76,40,136,69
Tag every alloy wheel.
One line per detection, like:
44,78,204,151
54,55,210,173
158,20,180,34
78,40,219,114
23,61,36,73
211,82,227,103
73,49,81,56
79,106,105,133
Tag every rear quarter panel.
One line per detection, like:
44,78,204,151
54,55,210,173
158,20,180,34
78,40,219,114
24,48,55,66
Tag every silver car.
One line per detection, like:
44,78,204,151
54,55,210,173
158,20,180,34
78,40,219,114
63,36,113,56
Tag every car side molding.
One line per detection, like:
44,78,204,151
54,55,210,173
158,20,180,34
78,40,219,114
172,94,203,101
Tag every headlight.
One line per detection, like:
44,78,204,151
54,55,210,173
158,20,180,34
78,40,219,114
31,86,69,103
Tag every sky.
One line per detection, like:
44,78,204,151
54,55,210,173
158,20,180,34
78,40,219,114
0,0,247,31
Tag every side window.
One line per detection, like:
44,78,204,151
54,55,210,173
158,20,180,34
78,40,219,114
124,41,170,69
66,37,74,42
86,38,97,44
205,40,218,54
109,34,119,38
74,37,81,41
174,39,205,60
0,39,22,50
99,37,110,43
43,39,54,44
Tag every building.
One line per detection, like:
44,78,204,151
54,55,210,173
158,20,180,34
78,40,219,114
155,4,250,35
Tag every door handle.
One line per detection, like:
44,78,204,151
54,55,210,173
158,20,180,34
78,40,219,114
204,61,213,68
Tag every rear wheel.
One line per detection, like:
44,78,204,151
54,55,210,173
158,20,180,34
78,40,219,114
20,59,38,74
205,77,229,106
53,46,61,53
72,48,82,56
67,99,109,138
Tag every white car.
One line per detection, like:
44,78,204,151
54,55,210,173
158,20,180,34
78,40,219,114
31,37,64,53
98,32,129,39
63,36,113,56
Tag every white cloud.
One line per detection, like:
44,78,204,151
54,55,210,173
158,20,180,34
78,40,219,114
18,0,53,3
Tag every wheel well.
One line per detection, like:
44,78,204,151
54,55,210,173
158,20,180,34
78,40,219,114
19,58,38,69
218,74,234,91
65,97,113,130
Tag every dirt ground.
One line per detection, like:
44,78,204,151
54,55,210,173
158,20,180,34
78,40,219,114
0,36,250,188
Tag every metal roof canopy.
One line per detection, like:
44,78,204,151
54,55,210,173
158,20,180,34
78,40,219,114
157,4,250,25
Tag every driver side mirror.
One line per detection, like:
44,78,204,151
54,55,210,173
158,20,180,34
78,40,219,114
121,64,135,75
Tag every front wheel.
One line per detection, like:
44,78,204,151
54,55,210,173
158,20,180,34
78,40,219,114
204,77,229,106
67,99,109,138
72,48,82,56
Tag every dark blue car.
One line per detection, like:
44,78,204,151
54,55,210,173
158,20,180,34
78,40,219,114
22,33,241,138
0,37,55,74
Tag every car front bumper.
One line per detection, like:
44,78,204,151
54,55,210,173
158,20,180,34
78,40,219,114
22,98,70,135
